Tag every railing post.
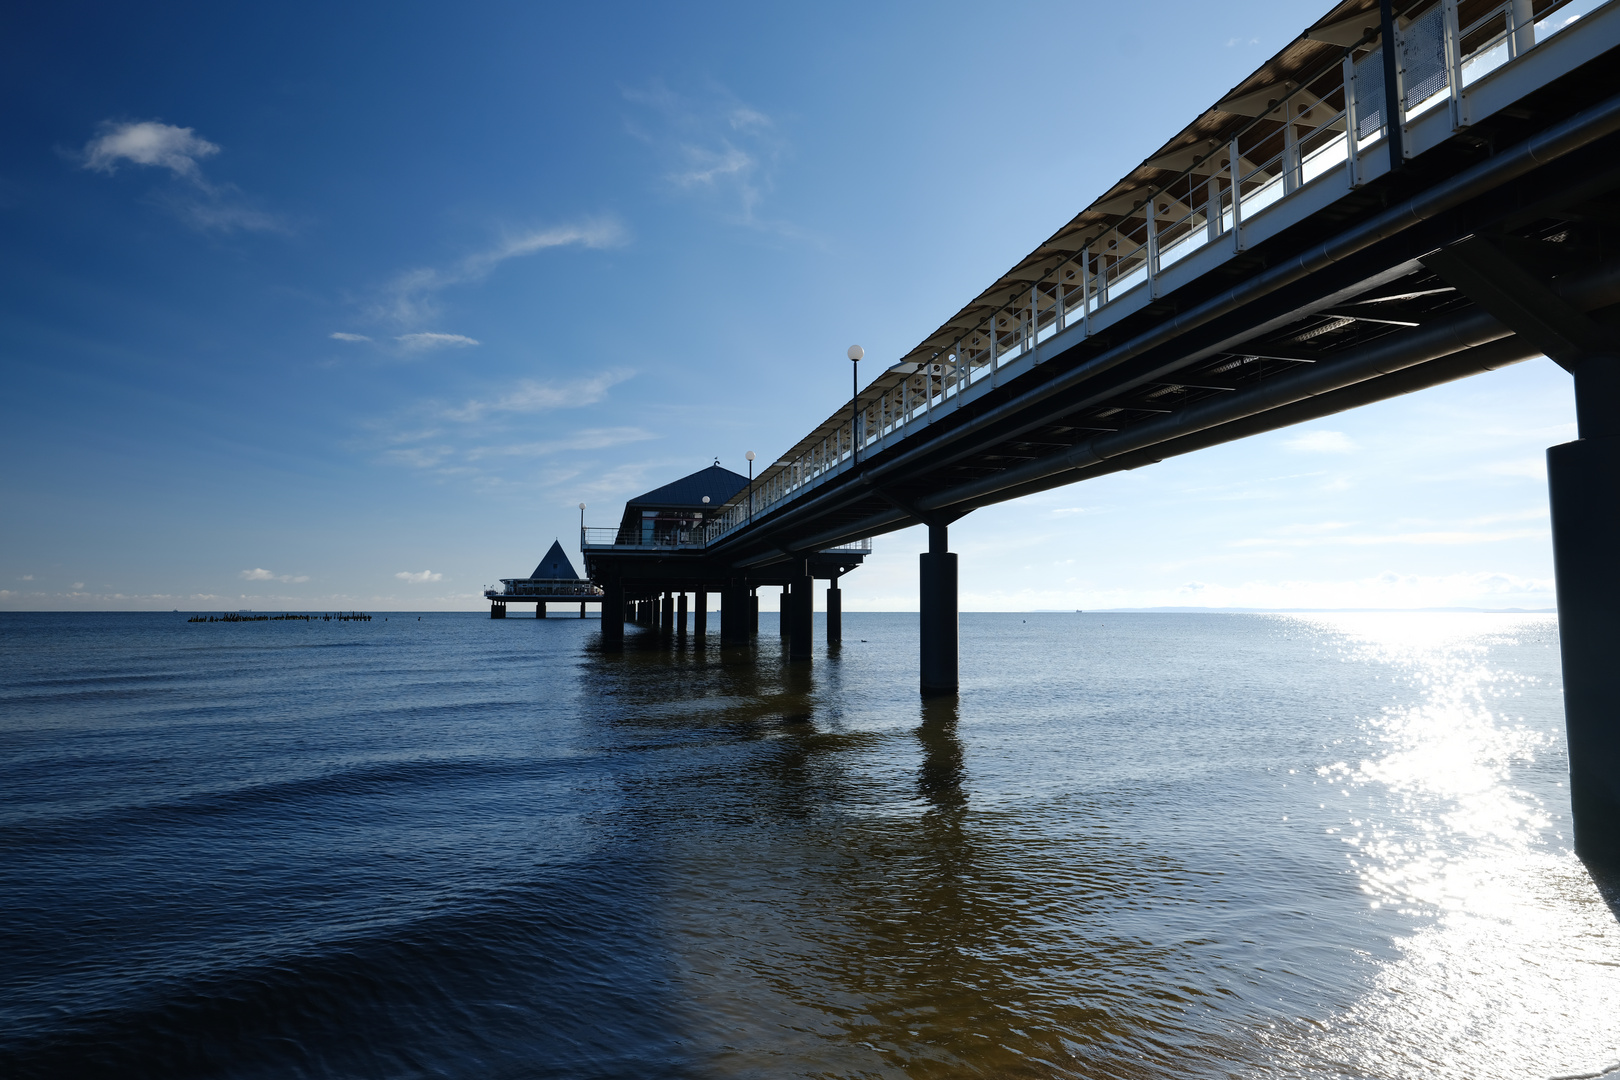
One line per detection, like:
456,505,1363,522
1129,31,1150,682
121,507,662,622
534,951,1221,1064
989,312,999,387
1229,138,1245,252
1081,244,1093,331
1442,0,1469,129
1343,53,1362,188
1030,283,1040,361
1146,198,1159,297
1282,91,1300,195
1510,0,1535,58
1055,268,1066,333
1379,0,1407,166
1205,175,1221,242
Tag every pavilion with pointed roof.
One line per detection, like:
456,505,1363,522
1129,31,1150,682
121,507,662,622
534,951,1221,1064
483,538,604,618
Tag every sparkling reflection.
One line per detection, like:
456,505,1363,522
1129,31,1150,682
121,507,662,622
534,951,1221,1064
1284,614,1620,1080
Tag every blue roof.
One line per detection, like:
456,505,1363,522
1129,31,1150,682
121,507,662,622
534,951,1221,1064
627,464,749,510
530,539,580,580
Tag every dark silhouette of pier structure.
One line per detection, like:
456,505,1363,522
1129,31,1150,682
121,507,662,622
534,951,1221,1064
510,0,1620,866
483,540,604,618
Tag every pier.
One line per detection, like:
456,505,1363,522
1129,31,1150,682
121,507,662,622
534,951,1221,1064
484,539,604,618
510,0,1620,865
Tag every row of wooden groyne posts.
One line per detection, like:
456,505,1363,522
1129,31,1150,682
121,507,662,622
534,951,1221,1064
188,612,374,623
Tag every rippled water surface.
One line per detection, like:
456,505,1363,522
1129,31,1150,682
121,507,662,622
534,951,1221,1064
1,611,1616,1079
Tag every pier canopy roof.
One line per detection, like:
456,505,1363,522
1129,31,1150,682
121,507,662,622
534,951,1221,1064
617,462,751,543
728,0,1452,502
531,540,580,581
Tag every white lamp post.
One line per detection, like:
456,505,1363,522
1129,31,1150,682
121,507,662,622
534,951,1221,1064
847,345,864,465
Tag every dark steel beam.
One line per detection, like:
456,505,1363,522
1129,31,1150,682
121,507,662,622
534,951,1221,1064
1422,235,1611,371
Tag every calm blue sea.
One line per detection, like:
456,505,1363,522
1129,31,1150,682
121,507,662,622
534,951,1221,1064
1,611,1615,1079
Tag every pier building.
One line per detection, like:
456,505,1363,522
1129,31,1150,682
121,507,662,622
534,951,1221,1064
483,539,603,618
579,462,869,649
497,0,1620,868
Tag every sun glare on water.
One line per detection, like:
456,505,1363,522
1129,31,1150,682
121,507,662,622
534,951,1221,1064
1282,613,1619,1080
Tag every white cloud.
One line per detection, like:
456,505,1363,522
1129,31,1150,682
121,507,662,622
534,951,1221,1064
1284,429,1358,453
19,574,32,581
442,372,631,422
83,121,218,179
80,119,284,234
168,197,282,233
466,427,656,460
396,332,479,351
239,568,309,582
395,570,443,583
623,83,794,233
330,332,372,342
376,219,626,325
72,583,85,590
673,146,753,188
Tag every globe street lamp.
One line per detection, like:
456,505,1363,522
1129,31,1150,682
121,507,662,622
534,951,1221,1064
847,345,864,465
578,502,587,545
745,450,756,523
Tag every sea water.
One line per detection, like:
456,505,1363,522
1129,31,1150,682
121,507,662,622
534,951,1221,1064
1,611,1615,1079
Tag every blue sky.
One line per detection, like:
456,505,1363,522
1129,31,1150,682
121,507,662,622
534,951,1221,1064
0,1,1571,611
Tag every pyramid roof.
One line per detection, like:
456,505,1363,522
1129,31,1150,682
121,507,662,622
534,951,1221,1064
626,463,749,510
530,539,580,580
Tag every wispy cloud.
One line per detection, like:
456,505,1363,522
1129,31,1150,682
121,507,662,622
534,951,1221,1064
84,121,218,178
240,568,310,582
330,332,372,342
375,219,626,325
465,427,656,460
1284,429,1357,453
395,570,442,583
80,119,285,234
396,332,479,351
441,372,630,422
623,82,798,234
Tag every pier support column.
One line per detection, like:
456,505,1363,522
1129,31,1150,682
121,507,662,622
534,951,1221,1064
1550,355,1620,868
827,580,842,645
537,601,547,619
579,602,586,619
721,583,749,644
779,588,790,638
677,591,688,635
661,592,675,634
602,580,624,648
750,590,760,637
490,601,506,619
919,523,958,696
694,590,708,643
789,564,814,661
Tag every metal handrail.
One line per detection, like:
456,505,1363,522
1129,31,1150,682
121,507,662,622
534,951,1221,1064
674,0,1606,550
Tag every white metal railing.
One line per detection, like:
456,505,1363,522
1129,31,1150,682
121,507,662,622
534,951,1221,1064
611,0,1605,552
